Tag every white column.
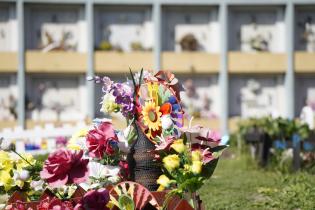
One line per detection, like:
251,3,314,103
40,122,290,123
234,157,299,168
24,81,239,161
17,0,25,128
219,3,229,134
285,2,295,119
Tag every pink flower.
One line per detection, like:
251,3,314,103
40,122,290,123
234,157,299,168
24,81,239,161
74,188,110,210
40,149,89,188
37,198,73,210
5,201,33,210
86,122,118,159
197,128,221,144
155,136,176,151
191,144,215,164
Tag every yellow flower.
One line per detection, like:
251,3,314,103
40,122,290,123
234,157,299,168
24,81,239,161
157,175,171,191
101,93,119,114
192,150,202,162
191,161,203,174
67,128,88,151
163,154,180,172
170,139,185,153
15,153,36,171
0,170,13,191
142,101,162,131
0,151,12,171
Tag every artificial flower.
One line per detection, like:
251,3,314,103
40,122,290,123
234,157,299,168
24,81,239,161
30,180,44,191
192,144,215,164
192,150,202,162
196,128,221,147
170,139,185,153
163,154,180,172
118,161,129,179
157,175,171,191
0,151,12,171
88,162,120,180
116,125,134,153
75,188,110,210
161,114,173,130
13,169,30,188
155,136,175,151
15,153,36,171
0,170,13,191
160,103,172,115
142,101,162,131
40,149,89,188
67,128,89,151
37,197,73,210
100,93,119,114
110,82,135,117
5,200,32,210
191,161,203,174
86,122,118,158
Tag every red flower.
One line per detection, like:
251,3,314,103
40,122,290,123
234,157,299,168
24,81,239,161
86,122,118,159
118,160,129,179
40,149,89,188
74,188,110,210
5,201,33,210
37,198,73,210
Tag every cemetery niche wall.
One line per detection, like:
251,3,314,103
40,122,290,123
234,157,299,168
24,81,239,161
94,6,153,52
295,6,315,52
229,6,285,53
295,75,315,117
229,75,285,118
0,75,18,122
0,3,17,52
178,75,219,119
162,6,219,52
24,4,85,52
25,75,87,122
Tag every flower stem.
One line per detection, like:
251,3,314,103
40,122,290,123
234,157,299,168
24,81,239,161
11,150,34,167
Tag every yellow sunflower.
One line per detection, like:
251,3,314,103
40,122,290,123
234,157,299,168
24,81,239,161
142,101,162,131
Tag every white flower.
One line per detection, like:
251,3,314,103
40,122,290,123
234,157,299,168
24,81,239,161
30,180,44,191
88,162,120,179
108,176,120,183
117,125,133,153
100,93,119,114
0,138,11,150
133,70,155,84
161,115,173,130
13,170,30,181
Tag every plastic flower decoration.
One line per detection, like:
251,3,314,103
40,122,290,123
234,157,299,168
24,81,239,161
142,101,162,131
40,149,89,188
162,154,180,172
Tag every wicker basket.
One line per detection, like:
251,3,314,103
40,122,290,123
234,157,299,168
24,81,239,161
127,124,162,191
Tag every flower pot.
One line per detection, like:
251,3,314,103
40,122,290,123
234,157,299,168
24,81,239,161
127,124,162,191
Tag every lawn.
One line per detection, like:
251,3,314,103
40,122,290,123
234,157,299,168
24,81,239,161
199,151,315,210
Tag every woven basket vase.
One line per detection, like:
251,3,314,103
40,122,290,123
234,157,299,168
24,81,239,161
127,124,162,191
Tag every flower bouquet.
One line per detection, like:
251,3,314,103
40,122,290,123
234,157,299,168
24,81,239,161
2,69,227,210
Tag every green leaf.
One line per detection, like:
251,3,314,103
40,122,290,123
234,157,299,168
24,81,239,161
118,194,135,210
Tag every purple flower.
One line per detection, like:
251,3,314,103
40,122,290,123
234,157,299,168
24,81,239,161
75,188,110,210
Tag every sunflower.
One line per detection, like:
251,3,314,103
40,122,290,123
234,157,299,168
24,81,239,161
142,101,162,131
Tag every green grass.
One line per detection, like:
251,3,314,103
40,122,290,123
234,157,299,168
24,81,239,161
199,153,315,210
